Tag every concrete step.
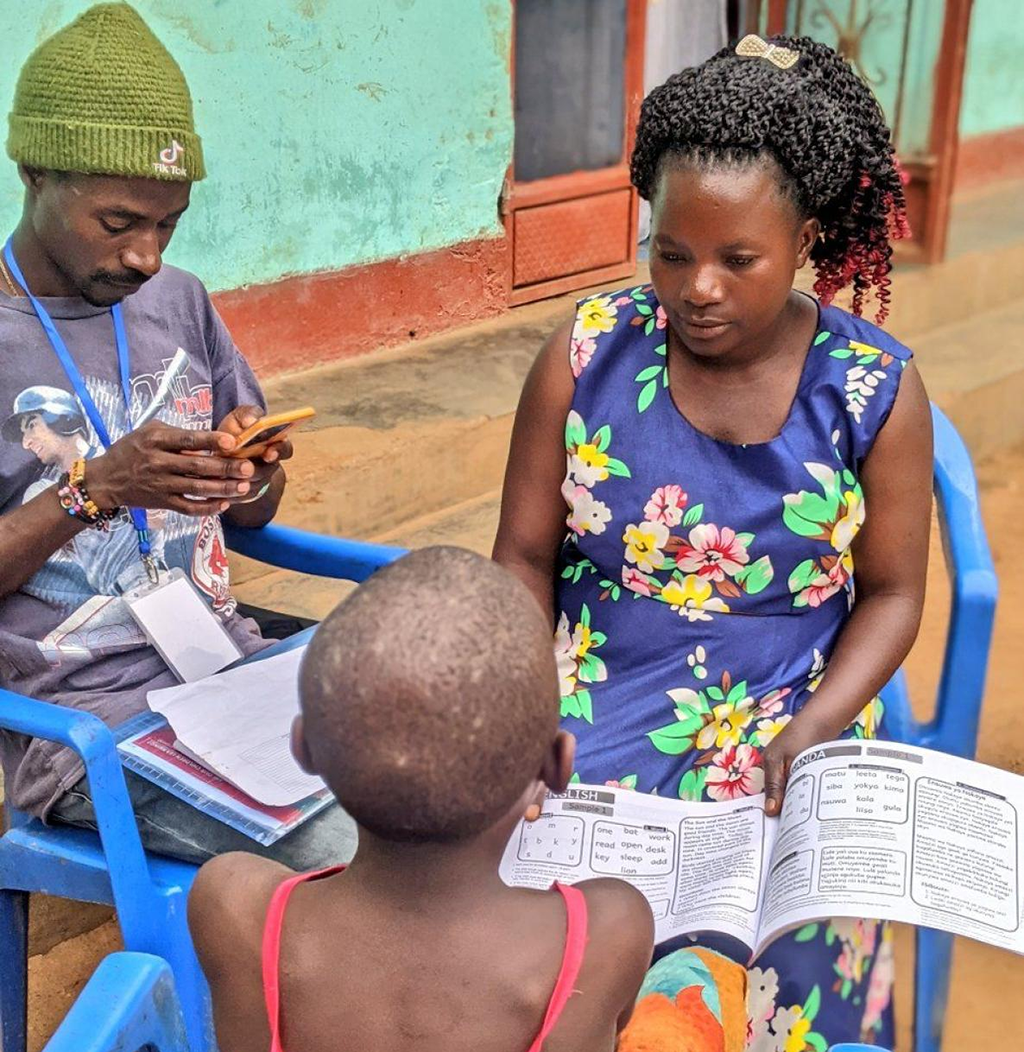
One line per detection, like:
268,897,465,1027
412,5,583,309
233,489,502,618
247,294,557,555
916,297,1024,461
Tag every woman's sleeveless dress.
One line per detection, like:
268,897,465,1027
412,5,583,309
557,285,910,1050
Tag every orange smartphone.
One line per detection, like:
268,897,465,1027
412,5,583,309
227,407,316,459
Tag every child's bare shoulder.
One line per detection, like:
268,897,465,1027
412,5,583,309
572,875,652,963
568,879,654,1032
188,853,293,973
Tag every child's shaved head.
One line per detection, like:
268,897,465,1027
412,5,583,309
298,547,559,843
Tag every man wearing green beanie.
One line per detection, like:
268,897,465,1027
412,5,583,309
0,4,354,869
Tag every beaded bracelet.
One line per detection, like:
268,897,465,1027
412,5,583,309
57,458,118,528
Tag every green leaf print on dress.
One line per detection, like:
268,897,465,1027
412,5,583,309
645,666,795,801
555,603,607,723
788,917,891,1027
782,461,864,609
614,285,667,412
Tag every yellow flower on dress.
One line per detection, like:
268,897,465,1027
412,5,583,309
697,698,756,750
573,623,593,659
577,296,618,335
768,1005,815,1052
574,442,609,483
848,340,882,357
854,696,883,738
660,574,730,622
553,613,577,698
831,486,865,551
623,521,670,574
754,714,792,746
784,1014,812,1052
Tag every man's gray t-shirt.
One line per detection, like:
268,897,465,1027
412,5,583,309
0,265,268,818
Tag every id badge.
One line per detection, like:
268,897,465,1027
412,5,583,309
123,568,243,683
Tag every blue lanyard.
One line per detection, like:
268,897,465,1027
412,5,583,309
3,238,154,575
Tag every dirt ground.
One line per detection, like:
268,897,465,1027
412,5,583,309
26,440,1024,1052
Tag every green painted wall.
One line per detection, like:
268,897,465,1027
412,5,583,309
0,0,514,291
960,0,1024,138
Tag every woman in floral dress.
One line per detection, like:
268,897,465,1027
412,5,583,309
494,36,932,1051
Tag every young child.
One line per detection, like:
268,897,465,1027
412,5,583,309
188,546,655,1052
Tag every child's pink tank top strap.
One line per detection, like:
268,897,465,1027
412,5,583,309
262,865,346,1052
525,882,589,1052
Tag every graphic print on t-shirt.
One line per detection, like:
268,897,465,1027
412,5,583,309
1,349,235,669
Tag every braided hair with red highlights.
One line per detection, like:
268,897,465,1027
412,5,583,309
630,36,909,324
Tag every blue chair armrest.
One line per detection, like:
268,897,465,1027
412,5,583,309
224,521,406,581
0,689,156,912
43,952,189,1052
923,406,999,757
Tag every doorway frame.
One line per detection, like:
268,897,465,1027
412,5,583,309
502,0,648,306
759,0,972,264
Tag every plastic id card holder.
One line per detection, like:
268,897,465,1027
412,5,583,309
124,568,243,683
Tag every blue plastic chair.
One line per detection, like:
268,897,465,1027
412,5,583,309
42,952,189,1052
0,523,405,1052
829,1046,889,1052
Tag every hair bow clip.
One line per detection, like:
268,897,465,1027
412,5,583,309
735,34,800,70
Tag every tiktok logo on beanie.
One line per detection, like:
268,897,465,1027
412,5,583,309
153,140,187,177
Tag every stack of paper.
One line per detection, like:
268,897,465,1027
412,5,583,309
147,646,326,806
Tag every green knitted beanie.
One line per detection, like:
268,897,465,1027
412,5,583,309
7,2,205,181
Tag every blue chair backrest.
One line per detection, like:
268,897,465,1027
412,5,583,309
879,405,998,758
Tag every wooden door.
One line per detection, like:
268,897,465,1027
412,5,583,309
505,0,647,306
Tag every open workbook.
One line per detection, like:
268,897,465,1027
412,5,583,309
500,740,1024,960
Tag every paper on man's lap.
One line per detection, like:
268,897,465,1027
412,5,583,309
148,646,326,806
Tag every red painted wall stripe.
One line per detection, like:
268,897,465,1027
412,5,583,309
212,235,511,377
954,126,1024,193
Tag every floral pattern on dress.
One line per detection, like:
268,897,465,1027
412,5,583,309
557,287,910,1049
782,461,864,610
646,651,882,803
576,285,673,412
767,989,827,1052
778,917,894,1043
747,918,894,1047
646,666,790,800
561,411,630,538
554,604,607,724
816,331,906,424
569,296,620,377
615,486,774,621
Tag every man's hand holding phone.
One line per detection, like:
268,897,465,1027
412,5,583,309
215,405,307,504
224,406,315,461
